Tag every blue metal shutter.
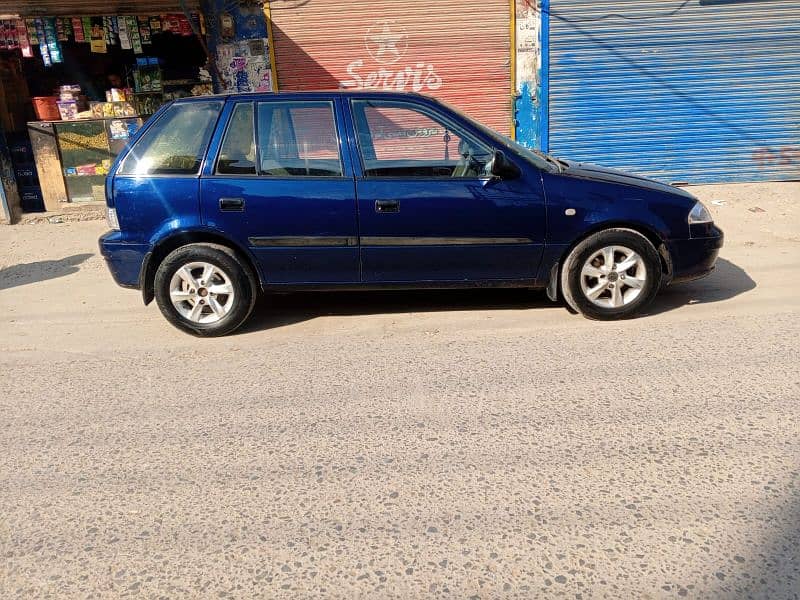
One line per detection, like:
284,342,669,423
547,0,800,183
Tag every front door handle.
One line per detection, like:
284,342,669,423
375,199,399,213
219,197,245,212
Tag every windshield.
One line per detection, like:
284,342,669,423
431,97,560,172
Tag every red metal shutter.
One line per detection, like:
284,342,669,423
269,0,512,135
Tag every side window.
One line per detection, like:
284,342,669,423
256,101,342,177
119,101,222,175
216,103,256,175
351,100,493,178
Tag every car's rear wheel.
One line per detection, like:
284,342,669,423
560,229,662,320
154,243,257,336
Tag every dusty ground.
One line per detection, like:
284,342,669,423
0,182,798,599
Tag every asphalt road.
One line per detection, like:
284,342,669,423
1,183,798,598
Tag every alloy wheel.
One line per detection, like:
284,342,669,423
579,245,647,308
169,261,235,324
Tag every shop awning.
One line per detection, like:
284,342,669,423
2,0,200,18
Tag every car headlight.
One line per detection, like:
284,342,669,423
106,207,120,230
688,201,713,224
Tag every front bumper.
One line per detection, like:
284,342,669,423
98,231,149,289
666,224,724,285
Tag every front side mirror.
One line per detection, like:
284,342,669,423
488,150,521,180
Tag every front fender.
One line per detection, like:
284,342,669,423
541,171,693,244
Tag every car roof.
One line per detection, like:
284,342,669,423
173,90,431,103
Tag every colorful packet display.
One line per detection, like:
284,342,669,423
25,18,38,45
35,19,50,65
12,20,21,49
128,17,143,53
10,11,203,63
72,17,84,42
89,17,106,53
118,16,131,49
18,20,33,57
104,16,117,45
82,17,92,44
44,18,62,62
36,18,53,67
13,21,21,49
0,21,14,50
179,15,192,36
165,14,180,34
56,18,67,41
138,16,151,44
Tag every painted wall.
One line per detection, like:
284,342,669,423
514,0,547,150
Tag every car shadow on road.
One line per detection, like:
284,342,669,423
239,287,555,333
0,253,93,291
238,257,754,333
646,257,756,316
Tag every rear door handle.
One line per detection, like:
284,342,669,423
219,197,244,212
375,199,399,213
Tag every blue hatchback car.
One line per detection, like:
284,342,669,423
100,91,723,336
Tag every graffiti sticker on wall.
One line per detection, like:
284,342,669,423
752,146,800,167
341,20,442,92
217,37,272,93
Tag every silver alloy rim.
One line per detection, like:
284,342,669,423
169,262,235,324
579,245,647,308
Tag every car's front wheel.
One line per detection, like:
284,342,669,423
154,243,257,336
560,228,662,320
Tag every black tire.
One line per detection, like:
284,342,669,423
154,243,258,336
560,228,662,320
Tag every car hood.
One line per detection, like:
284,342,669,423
559,160,695,199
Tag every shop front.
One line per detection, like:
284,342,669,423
0,1,216,215
1,0,519,221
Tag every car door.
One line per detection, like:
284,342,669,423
200,97,359,284
346,97,546,283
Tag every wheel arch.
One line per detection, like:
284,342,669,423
546,221,673,302
141,230,262,305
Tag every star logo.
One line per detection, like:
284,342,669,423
365,21,408,65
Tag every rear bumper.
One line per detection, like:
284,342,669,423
666,225,724,285
98,231,149,289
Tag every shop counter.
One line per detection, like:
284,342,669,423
28,117,143,210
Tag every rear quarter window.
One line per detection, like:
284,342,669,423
119,101,222,176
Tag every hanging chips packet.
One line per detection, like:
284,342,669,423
18,20,33,57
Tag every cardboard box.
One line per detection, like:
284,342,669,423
56,100,78,120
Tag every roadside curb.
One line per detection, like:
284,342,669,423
16,204,105,225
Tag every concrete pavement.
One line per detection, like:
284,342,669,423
0,182,798,598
